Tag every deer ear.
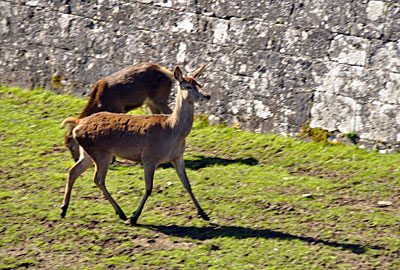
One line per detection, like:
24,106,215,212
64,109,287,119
192,64,206,78
174,66,184,82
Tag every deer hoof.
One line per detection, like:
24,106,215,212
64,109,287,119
119,213,128,221
130,215,139,225
60,206,67,218
199,212,210,221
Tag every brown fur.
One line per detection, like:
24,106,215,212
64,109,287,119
60,65,210,225
65,62,174,161
60,117,81,128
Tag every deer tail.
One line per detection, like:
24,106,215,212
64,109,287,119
60,117,81,128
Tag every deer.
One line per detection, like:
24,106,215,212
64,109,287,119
65,62,174,162
60,64,210,225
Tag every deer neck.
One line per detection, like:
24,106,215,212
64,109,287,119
168,90,194,140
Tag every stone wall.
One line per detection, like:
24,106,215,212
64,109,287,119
1,0,399,150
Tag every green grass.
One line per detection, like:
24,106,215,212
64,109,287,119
0,85,400,269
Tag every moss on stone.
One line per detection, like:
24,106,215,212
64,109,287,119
51,74,66,89
298,124,333,143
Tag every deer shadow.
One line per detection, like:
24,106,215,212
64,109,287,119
159,155,258,170
138,223,383,255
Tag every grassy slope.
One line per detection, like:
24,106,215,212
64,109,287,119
0,85,399,269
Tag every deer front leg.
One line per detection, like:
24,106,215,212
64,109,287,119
172,157,210,221
92,155,128,221
60,152,93,218
130,162,156,225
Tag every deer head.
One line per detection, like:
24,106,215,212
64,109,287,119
174,65,210,103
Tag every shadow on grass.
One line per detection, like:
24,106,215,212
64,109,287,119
159,155,259,170
139,224,383,254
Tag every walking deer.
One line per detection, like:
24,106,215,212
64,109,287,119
65,62,174,161
60,65,210,225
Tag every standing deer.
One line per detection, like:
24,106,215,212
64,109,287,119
60,65,210,225
65,62,174,161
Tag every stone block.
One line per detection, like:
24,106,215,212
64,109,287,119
369,40,400,73
351,0,386,39
291,0,353,34
378,72,400,105
210,0,293,23
228,18,271,50
359,102,400,142
383,3,400,41
310,91,363,134
329,35,369,66
279,28,331,59
312,62,386,101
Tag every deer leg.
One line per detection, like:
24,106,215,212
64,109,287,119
60,151,93,218
147,103,162,114
172,157,210,221
153,101,172,114
92,155,127,221
64,127,80,162
130,162,156,225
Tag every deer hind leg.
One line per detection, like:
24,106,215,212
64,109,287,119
147,88,172,114
146,103,162,114
91,153,127,221
152,83,172,114
64,126,80,162
60,150,93,218
172,156,210,221
144,98,163,114
130,162,157,225
152,101,172,114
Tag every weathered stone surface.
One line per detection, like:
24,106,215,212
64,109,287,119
310,61,400,143
329,35,369,66
0,0,399,149
383,3,400,41
310,91,364,135
369,40,400,73
291,0,354,34
352,0,387,39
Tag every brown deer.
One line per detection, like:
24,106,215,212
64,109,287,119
65,62,174,161
60,65,210,225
